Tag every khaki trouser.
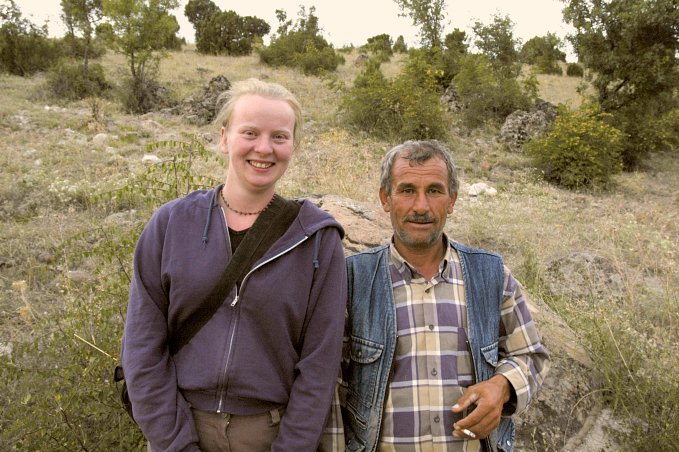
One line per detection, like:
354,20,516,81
148,407,285,452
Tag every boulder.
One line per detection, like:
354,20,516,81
441,82,463,112
500,101,558,151
176,75,232,125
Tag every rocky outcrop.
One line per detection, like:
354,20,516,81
441,82,463,112
173,75,231,125
500,101,558,151
306,194,621,451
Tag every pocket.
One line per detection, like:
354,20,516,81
345,336,384,426
480,341,499,367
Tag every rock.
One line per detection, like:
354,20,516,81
65,270,93,285
500,101,558,151
174,75,232,125
545,251,626,301
92,133,109,146
142,154,162,164
0,342,12,358
441,82,463,112
305,195,391,254
468,182,497,197
354,54,369,67
305,194,616,450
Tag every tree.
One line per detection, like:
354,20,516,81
102,0,180,113
520,33,566,75
444,28,468,56
0,0,60,76
258,6,343,75
365,33,393,55
60,0,103,68
185,0,269,55
563,0,679,167
472,14,521,78
394,0,446,49
393,35,407,53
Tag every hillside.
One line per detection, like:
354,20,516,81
1,48,677,450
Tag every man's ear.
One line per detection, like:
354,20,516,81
379,188,391,212
447,192,458,214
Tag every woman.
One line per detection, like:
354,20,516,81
121,79,347,451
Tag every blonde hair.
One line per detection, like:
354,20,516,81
214,78,304,150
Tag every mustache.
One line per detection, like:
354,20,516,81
405,214,436,223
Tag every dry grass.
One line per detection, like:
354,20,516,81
1,47,677,449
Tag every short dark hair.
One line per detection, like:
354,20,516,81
380,140,459,196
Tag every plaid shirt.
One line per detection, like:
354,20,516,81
321,240,549,452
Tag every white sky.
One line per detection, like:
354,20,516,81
12,0,577,61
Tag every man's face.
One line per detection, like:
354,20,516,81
380,156,457,254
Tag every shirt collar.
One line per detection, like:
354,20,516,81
388,234,456,283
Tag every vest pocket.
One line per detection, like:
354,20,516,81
345,336,384,426
480,341,499,367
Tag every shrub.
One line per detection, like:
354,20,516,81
393,35,407,53
0,0,61,76
610,93,679,168
365,33,393,56
58,34,107,60
566,62,584,77
186,0,270,56
340,51,447,141
525,104,624,189
453,54,536,128
535,59,563,75
258,7,343,75
119,72,175,114
47,60,110,100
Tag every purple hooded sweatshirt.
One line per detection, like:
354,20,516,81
121,187,347,451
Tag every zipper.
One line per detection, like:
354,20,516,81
217,234,310,411
230,236,309,307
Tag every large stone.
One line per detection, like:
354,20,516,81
500,101,558,151
176,75,232,125
306,194,621,450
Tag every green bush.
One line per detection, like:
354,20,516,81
118,67,176,114
453,54,536,128
365,33,392,56
525,104,624,189
340,51,447,141
47,61,110,100
393,35,407,53
566,62,584,77
58,34,107,60
611,94,679,168
535,59,563,75
0,0,61,76
258,7,343,75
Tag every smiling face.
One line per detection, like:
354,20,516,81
380,155,457,256
220,94,296,197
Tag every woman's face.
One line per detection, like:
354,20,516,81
220,94,296,196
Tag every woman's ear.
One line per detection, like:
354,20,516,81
219,127,228,155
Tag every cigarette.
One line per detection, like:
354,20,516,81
462,429,477,439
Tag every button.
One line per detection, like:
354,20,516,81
425,288,431,293
357,350,362,357
434,416,440,423
428,324,434,331
507,440,512,446
431,368,438,376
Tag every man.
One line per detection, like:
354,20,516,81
340,140,549,452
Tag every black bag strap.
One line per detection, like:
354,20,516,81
168,193,300,355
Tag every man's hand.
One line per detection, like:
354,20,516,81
451,375,511,440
